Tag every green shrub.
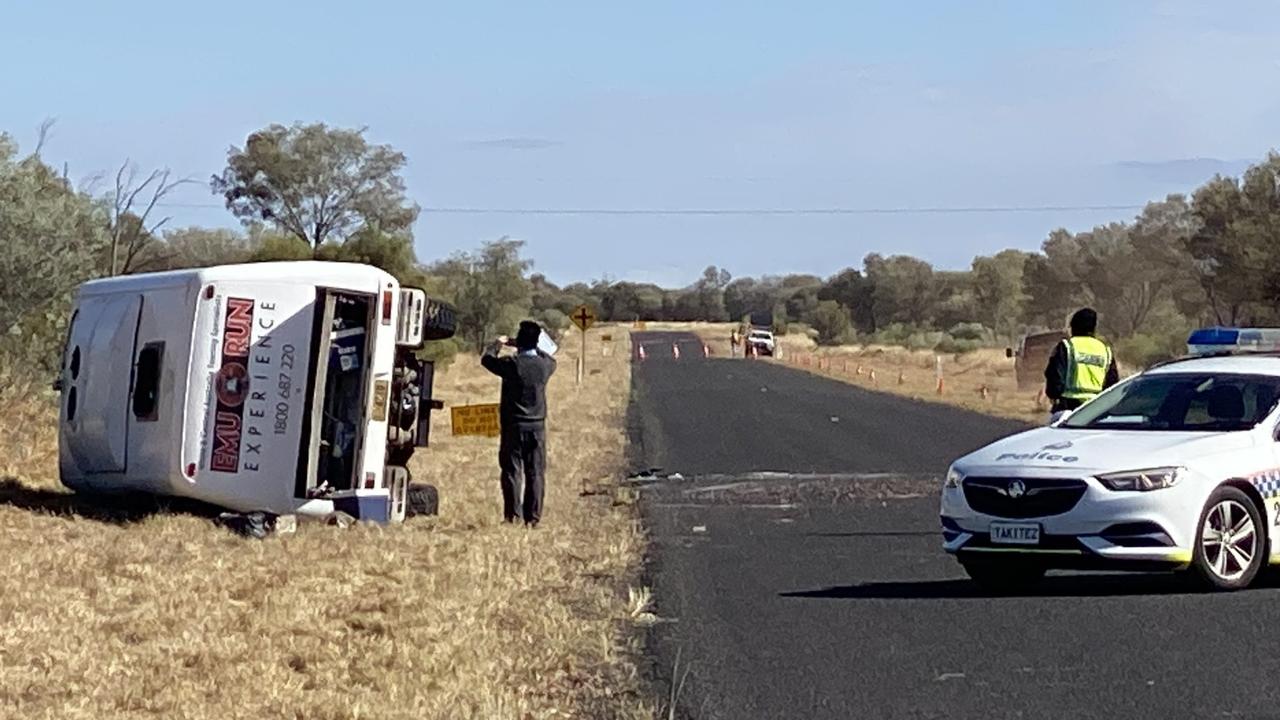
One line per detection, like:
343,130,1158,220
534,308,569,336
947,322,990,342
248,234,313,261
934,335,983,354
1115,331,1186,370
904,330,946,351
870,323,914,345
418,337,461,369
771,303,789,335
807,300,855,346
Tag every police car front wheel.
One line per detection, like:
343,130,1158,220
1192,486,1264,591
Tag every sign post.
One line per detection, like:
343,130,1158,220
570,304,597,385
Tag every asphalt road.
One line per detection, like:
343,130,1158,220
631,332,1280,720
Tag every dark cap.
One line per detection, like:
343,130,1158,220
516,320,542,350
1069,308,1098,336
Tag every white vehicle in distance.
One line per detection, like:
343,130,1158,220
57,261,455,524
942,327,1280,592
746,328,776,357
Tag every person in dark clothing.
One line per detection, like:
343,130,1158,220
480,320,557,525
1044,307,1120,413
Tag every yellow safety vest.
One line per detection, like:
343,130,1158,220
1062,336,1112,400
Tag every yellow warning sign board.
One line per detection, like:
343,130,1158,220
570,304,596,332
450,403,501,437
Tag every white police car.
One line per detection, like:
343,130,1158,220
942,327,1280,591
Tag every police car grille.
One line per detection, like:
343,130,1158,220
962,477,1087,519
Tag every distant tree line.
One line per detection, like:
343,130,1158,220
7,119,1280,374
522,157,1280,367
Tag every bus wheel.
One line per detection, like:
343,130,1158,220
407,483,439,517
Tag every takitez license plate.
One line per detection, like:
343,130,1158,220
990,522,1041,545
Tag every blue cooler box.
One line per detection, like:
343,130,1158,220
331,489,391,523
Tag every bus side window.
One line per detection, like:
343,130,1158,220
54,310,80,392
132,342,165,421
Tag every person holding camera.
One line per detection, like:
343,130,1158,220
481,321,557,526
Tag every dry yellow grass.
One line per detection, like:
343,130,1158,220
779,345,1045,422
0,327,651,720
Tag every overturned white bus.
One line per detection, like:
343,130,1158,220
57,261,455,523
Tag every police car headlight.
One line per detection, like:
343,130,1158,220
1096,467,1183,492
944,467,965,489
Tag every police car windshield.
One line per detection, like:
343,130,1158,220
1061,373,1280,432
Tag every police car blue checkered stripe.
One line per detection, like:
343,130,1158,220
1250,470,1280,499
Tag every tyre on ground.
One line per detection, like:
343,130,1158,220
1191,484,1265,591
407,483,439,517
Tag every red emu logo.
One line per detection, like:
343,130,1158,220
210,297,254,473
222,298,253,357
215,362,249,408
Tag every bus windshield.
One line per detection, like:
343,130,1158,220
298,290,376,496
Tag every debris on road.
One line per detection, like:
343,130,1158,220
612,486,638,506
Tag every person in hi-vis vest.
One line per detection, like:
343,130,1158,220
1044,307,1119,416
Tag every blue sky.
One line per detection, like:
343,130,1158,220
3,1,1278,286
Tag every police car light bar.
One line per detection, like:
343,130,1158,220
1186,327,1280,356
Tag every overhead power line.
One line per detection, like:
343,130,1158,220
152,202,1146,216
420,204,1145,216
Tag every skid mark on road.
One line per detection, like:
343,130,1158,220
650,502,799,510
636,471,942,507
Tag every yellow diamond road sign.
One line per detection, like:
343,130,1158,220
570,304,596,332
